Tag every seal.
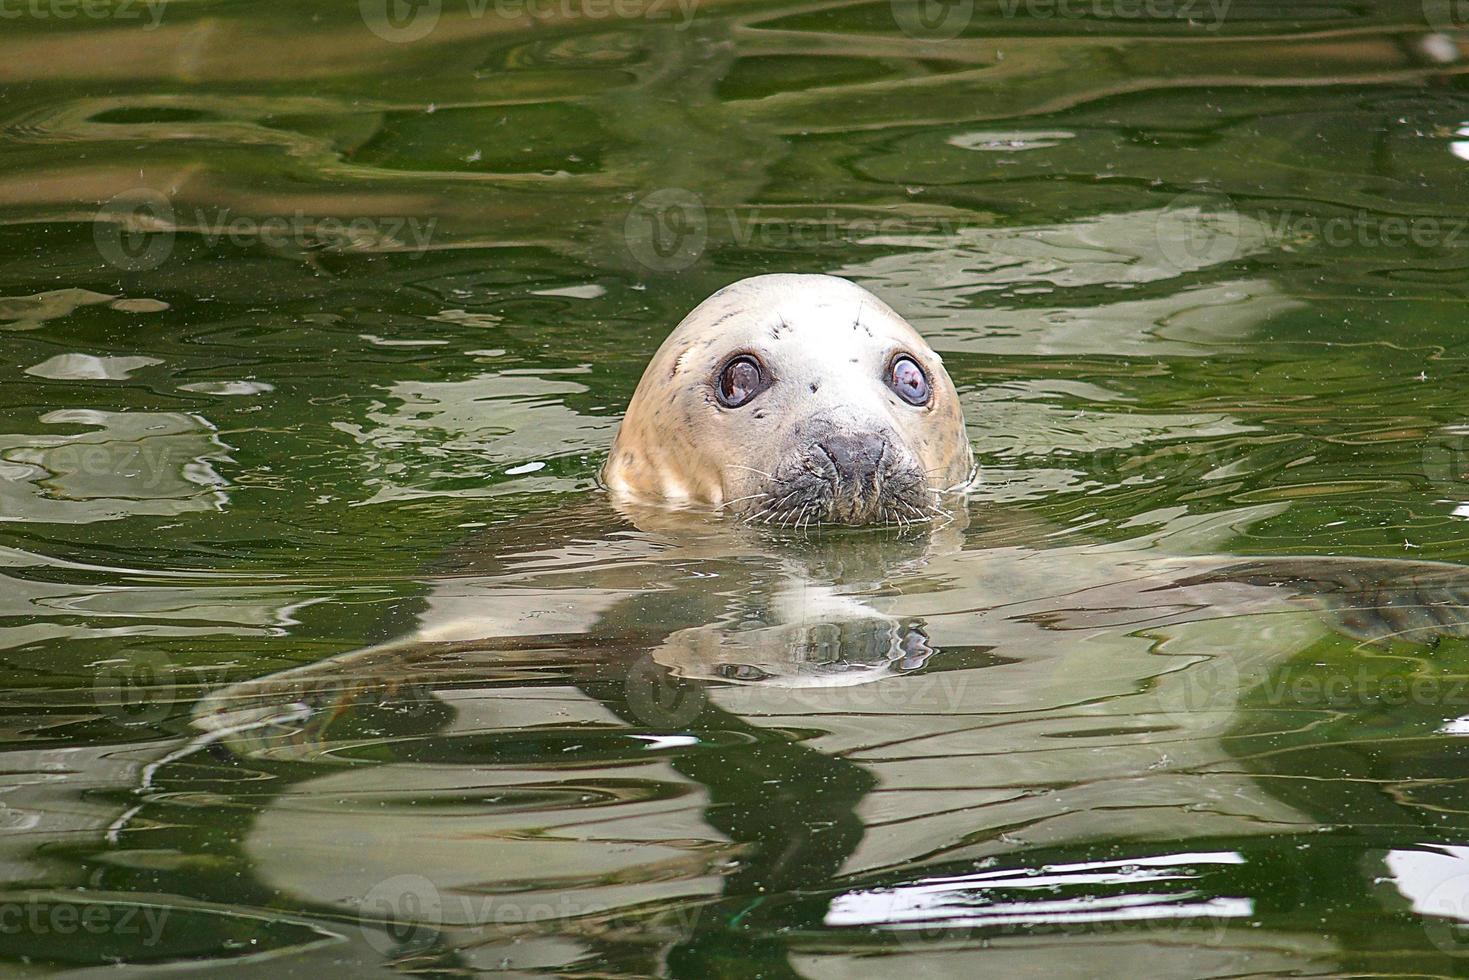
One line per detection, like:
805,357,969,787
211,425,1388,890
600,274,974,527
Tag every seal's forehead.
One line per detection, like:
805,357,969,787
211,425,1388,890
672,274,928,352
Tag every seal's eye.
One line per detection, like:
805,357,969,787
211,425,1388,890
716,355,765,408
888,355,931,406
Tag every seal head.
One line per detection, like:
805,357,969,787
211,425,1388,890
601,274,973,526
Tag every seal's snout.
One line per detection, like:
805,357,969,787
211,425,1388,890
812,428,907,525
739,421,931,528
817,432,886,492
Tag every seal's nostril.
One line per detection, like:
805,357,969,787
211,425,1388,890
816,433,886,485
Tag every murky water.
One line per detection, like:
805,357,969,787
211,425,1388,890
5,0,1469,974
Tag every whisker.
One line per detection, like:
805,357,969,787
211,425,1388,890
727,463,775,479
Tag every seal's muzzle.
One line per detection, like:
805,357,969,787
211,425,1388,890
755,421,931,528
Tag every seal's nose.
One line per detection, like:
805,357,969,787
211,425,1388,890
817,432,886,489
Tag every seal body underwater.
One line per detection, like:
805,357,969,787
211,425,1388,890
601,274,974,526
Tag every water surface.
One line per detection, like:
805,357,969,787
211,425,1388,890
4,0,1469,975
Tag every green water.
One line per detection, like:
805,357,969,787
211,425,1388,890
5,0,1469,975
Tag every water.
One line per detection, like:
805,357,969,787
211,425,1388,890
4,0,1469,974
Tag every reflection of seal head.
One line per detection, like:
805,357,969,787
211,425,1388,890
602,274,974,526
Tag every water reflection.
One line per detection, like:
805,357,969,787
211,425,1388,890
117,498,1464,972
0,410,230,524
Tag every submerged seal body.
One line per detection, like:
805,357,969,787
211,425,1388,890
601,274,974,526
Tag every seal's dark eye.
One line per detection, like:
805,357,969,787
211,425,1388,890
717,355,765,408
888,355,930,406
